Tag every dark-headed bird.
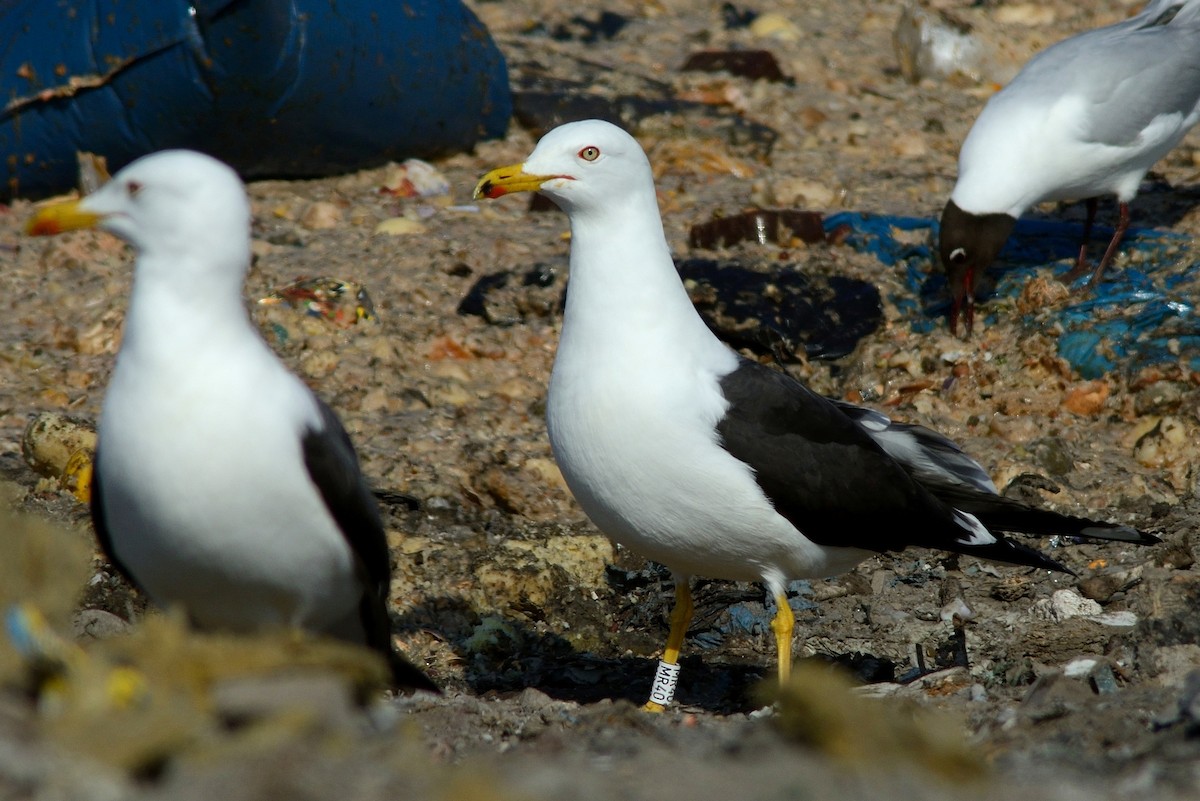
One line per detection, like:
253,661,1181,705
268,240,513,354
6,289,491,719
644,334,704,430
939,0,1200,334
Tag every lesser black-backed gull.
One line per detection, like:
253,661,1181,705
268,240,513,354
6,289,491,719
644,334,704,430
28,150,436,692
475,120,1156,710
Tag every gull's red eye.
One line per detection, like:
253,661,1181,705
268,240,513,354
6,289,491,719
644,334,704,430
126,180,142,197
579,146,600,162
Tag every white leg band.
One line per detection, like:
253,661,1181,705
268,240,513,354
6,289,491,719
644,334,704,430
648,659,682,707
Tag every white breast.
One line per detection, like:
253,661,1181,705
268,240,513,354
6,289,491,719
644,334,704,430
97,336,359,634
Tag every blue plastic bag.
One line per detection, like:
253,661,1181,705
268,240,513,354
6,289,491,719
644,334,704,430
824,211,1200,378
1,0,511,200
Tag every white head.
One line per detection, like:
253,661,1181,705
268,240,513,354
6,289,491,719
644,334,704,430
474,119,655,217
28,150,252,278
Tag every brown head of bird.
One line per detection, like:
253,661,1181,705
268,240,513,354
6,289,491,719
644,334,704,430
937,199,1016,336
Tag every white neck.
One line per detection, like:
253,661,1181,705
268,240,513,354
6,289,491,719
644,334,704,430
557,192,728,368
118,250,262,371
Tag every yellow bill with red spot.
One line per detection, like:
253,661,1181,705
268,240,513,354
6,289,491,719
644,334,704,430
473,164,564,200
26,197,102,236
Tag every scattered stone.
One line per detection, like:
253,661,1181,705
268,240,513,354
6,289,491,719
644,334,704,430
299,201,344,230
379,159,451,198
748,12,802,42
1076,575,1117,604
1131,416,1190,469
1157,542,1195,570
1063,379,1110,416
893,4,988,84
890,131,928,158
1089,663,1120,695
1021,670,1094,721
994,4,1057,25
374,217,428,236
1030,589,1102,622
991,575,1035,602
1089,611,1138,628
72,609,133,641
1025,438,1075,478
755,176,841,209
1131,379,1188,416
1056,657,1122,695
1077,565,1142,605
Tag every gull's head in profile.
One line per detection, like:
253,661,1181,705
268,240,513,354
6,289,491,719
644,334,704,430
474,119,655,218
28,150,251,277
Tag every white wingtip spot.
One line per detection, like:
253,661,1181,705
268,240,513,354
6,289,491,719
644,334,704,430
953,510,996,547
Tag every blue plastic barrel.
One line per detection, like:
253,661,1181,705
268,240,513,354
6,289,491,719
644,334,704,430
0,0,511,200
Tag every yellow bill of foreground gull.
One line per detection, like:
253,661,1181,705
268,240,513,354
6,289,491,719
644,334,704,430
474,120,1157,711
27,150,436,694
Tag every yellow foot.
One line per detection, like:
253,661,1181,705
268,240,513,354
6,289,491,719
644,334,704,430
641,701,666,713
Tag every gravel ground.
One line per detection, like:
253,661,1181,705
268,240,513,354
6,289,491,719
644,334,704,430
4,1,1200,798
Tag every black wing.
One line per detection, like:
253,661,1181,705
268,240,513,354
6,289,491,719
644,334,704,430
715,359,1067,572
830,399,998,495
302,399,437,692
830,395,1156,545
302,401,390,592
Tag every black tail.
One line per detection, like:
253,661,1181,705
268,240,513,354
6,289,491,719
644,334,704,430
359,587,439,694
948,535,1073,575
933,486,1159,545
386,648,440,694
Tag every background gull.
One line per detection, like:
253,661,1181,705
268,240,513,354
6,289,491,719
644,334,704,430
939,0,1200,335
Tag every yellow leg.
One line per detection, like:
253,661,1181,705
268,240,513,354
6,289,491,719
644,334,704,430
662,581,693,665
642,581,694,712
770,592,794,686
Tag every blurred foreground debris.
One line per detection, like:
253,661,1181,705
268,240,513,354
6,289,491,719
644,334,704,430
21,413,95,503
764,660,985,783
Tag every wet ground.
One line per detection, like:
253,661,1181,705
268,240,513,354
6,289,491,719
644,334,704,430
4,0,1200,798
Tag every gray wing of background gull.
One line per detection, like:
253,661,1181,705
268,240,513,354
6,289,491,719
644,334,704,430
1006,2,1200,147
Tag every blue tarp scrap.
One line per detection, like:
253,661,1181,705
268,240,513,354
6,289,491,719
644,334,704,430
823,211,1200,379
690,583,820,650
1,0,511,201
